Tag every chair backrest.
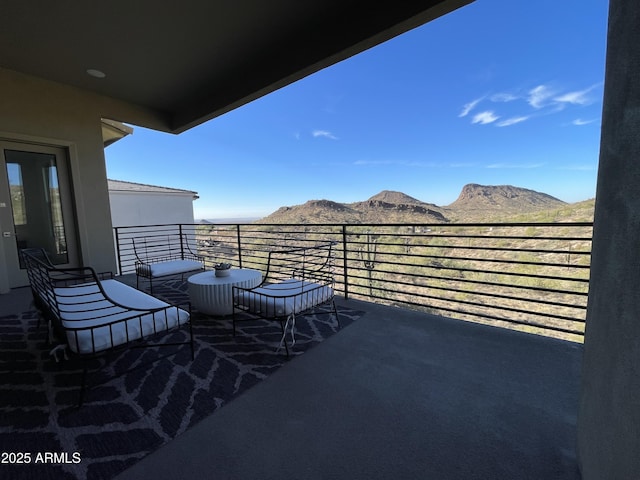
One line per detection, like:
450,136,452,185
263,241,336,287
21,248,58,319
21,248,103,323
21,247,54,267
133,233,198,262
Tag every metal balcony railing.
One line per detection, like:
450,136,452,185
114,222,592,343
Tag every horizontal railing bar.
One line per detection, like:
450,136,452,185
352,294,584,336
354,278,586,316
347,234,592,242
365,247,592,258
374,234,593,241
345,260,590,283
220,221,595,228
346,241,591,256
354,293,585,334
348,272,588,311
346,250,591,270
347,269,589,297
358,284,585,323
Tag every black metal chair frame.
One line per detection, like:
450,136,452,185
132,233,205,294
21,248,194,407
232,241,341,356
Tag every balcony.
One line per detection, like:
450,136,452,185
0,222,587,479
115,221,586,479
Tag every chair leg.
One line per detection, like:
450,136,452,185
188,321,195,361
277,319,290,357
282,326,289,357
232,311,237,336
332,299,341,328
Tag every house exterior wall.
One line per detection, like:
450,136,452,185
577,0,640,477
109,190,197,275
109,192,196,227
0,67,170,282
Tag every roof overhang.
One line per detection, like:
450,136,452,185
0,0,473,134
107,179,199,200
102,119,134,148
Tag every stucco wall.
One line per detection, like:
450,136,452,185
0,68,170,276
109,192,196,227
577,0,640,477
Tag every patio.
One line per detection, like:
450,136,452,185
1,282,582,479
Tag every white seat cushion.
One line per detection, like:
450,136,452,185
138,259,203,278
54,279,190,355
235,278,333,318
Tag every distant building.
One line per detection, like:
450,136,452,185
108,179,199,227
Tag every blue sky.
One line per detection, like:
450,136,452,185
105,0,609,220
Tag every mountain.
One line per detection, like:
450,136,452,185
447,184,565,211
265,199,363,224
259,191,447,224
350,191,447,223
366,190,424,204
444,184,567,221
257,184,580,224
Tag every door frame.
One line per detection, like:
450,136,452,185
0,139,79,289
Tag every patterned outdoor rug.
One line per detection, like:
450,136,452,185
0,279,362,480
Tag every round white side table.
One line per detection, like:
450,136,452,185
187,269,262,316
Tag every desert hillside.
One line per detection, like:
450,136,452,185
257,184,591,224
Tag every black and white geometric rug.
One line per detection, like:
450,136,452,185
0,279,362,480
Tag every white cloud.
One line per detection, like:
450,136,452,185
312,130,338,140
496,116,529,127
528,85,555,109
490,92,519,102
354,159,438,167
459,97,484,117
555,164,596,171
555,92,589,105
471,111,499,125
554,84,600,106
462,82,601,127
449,162,478,168
572,118,597,126
354,159,393,165
486,162,546,169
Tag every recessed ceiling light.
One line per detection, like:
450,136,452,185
86,69,106,79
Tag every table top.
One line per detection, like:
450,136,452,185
187,268,262,286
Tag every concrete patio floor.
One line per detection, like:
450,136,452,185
106,295,583,480
0,284,582,479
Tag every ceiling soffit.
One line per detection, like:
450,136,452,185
0,0,472,133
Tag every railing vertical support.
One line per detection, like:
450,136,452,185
361,232,378,298
342,225,349,300
236,224,243,269
114,227,123,275
179,224,185,260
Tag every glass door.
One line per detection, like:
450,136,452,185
0,141,78,288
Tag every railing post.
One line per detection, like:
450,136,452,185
361,231,378,298
342,225,349,300
179,224,185,259
236,224,243,268
114,227,123,275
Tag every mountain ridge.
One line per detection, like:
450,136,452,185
256,184,585,224
448,184,565,210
